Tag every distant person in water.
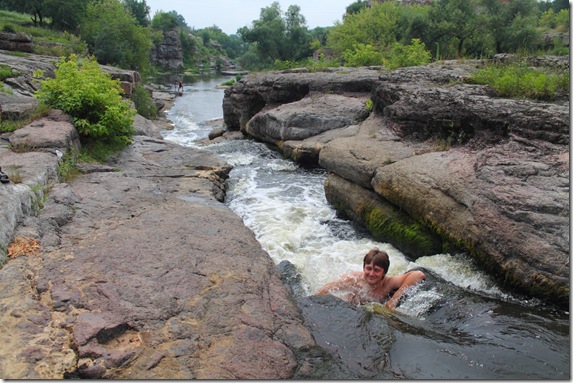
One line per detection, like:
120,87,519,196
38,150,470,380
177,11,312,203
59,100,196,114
315,248,425,309
178,80,183,93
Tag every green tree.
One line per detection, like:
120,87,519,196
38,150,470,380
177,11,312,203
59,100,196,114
345,0,369,16
198,26,247,59
238,2,311,65
344,43,384,66
150,10,183,31
425,0,479,58
285,5,312,60
479,0,540,53
80,0,151,71
327,1,401,58
239,2,286,62
123,0,150,27
1,0,90,32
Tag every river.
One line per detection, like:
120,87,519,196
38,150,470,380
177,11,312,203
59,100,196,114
160,75,569,379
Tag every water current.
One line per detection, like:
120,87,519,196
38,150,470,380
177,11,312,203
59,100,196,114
160,75,570,379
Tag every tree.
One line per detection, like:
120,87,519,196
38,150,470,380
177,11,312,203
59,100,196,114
1,0,89,32
44,0,90,32
197,26,247,59
2,0,48,26
284,5,312,60
327,1,401,58
425,0,479,58
345,0,369,16
238,2,312,64
123,0,150,27
150,10,188,31
80,0,151,71
479,0,540,53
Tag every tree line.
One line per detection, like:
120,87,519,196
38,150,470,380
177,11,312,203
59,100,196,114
0,0,568,73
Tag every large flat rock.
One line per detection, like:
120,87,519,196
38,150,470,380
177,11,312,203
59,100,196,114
0,117,317,378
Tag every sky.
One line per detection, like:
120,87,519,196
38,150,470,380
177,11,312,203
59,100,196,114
144,0,352,35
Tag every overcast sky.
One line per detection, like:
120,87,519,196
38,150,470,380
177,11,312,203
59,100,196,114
144,0,352,35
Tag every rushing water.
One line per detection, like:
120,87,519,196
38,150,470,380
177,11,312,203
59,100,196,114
160,75,570,379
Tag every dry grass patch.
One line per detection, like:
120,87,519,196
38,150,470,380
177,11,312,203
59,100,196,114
7,236,41,258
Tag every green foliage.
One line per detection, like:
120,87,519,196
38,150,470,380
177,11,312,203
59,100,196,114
150,10,184,31
467,63,569,101
57,148,79,182
2,24,15,33
35,55,136,148
327,1,401,57
345,0,369,16
0,64,17,80
384,39,432,69
131,83,157,119
123,0,150,27
271,54,340,72
365,99,373,111
238,2,312,67
344,43,384,66
80,0,151,71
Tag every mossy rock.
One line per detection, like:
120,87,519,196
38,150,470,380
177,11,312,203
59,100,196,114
324,174,442,259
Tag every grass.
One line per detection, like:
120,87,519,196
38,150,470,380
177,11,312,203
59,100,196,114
0,10,86,56
466,63,569,101
0,103,51,133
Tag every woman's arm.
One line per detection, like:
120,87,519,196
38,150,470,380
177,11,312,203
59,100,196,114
315,273,360,295
384,270,425,309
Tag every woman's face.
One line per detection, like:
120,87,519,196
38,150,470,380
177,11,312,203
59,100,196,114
363,261,385,286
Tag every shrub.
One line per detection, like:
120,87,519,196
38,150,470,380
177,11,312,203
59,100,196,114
344,43,385,67
467,64,569,101
2,24,15,33
384,39,432,70
0,64,14,80
131,83,157,119
35,55,136,148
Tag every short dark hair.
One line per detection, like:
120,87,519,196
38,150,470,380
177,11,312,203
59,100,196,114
363,248,390,273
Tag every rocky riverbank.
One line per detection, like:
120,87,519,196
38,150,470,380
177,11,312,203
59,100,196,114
221,59,570,306
0,51,326,378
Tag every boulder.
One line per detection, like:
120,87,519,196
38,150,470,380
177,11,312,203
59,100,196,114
8,109,80,153
223,67,381,132
0,32,33,53
245,93,370,145
0,92,38,121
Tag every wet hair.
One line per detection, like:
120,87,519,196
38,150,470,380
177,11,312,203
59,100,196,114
363,248,390,274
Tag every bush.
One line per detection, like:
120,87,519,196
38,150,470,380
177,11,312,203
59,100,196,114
2,24,15,33
131,83,157,119
467,64,569,101
35,55,136,148
344,44,385,67
384,39,432,70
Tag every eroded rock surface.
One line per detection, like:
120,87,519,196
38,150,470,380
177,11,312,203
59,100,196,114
0,113,319,379
221,61,570,305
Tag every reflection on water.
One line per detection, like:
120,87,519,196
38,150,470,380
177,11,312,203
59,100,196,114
160,76,570,380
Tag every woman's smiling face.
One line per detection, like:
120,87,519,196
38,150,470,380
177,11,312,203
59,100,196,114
363,262,385,286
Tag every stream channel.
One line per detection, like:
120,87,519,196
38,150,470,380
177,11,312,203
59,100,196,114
159,74,569,379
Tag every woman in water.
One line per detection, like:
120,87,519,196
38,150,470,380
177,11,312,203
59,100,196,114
316,248,425,309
